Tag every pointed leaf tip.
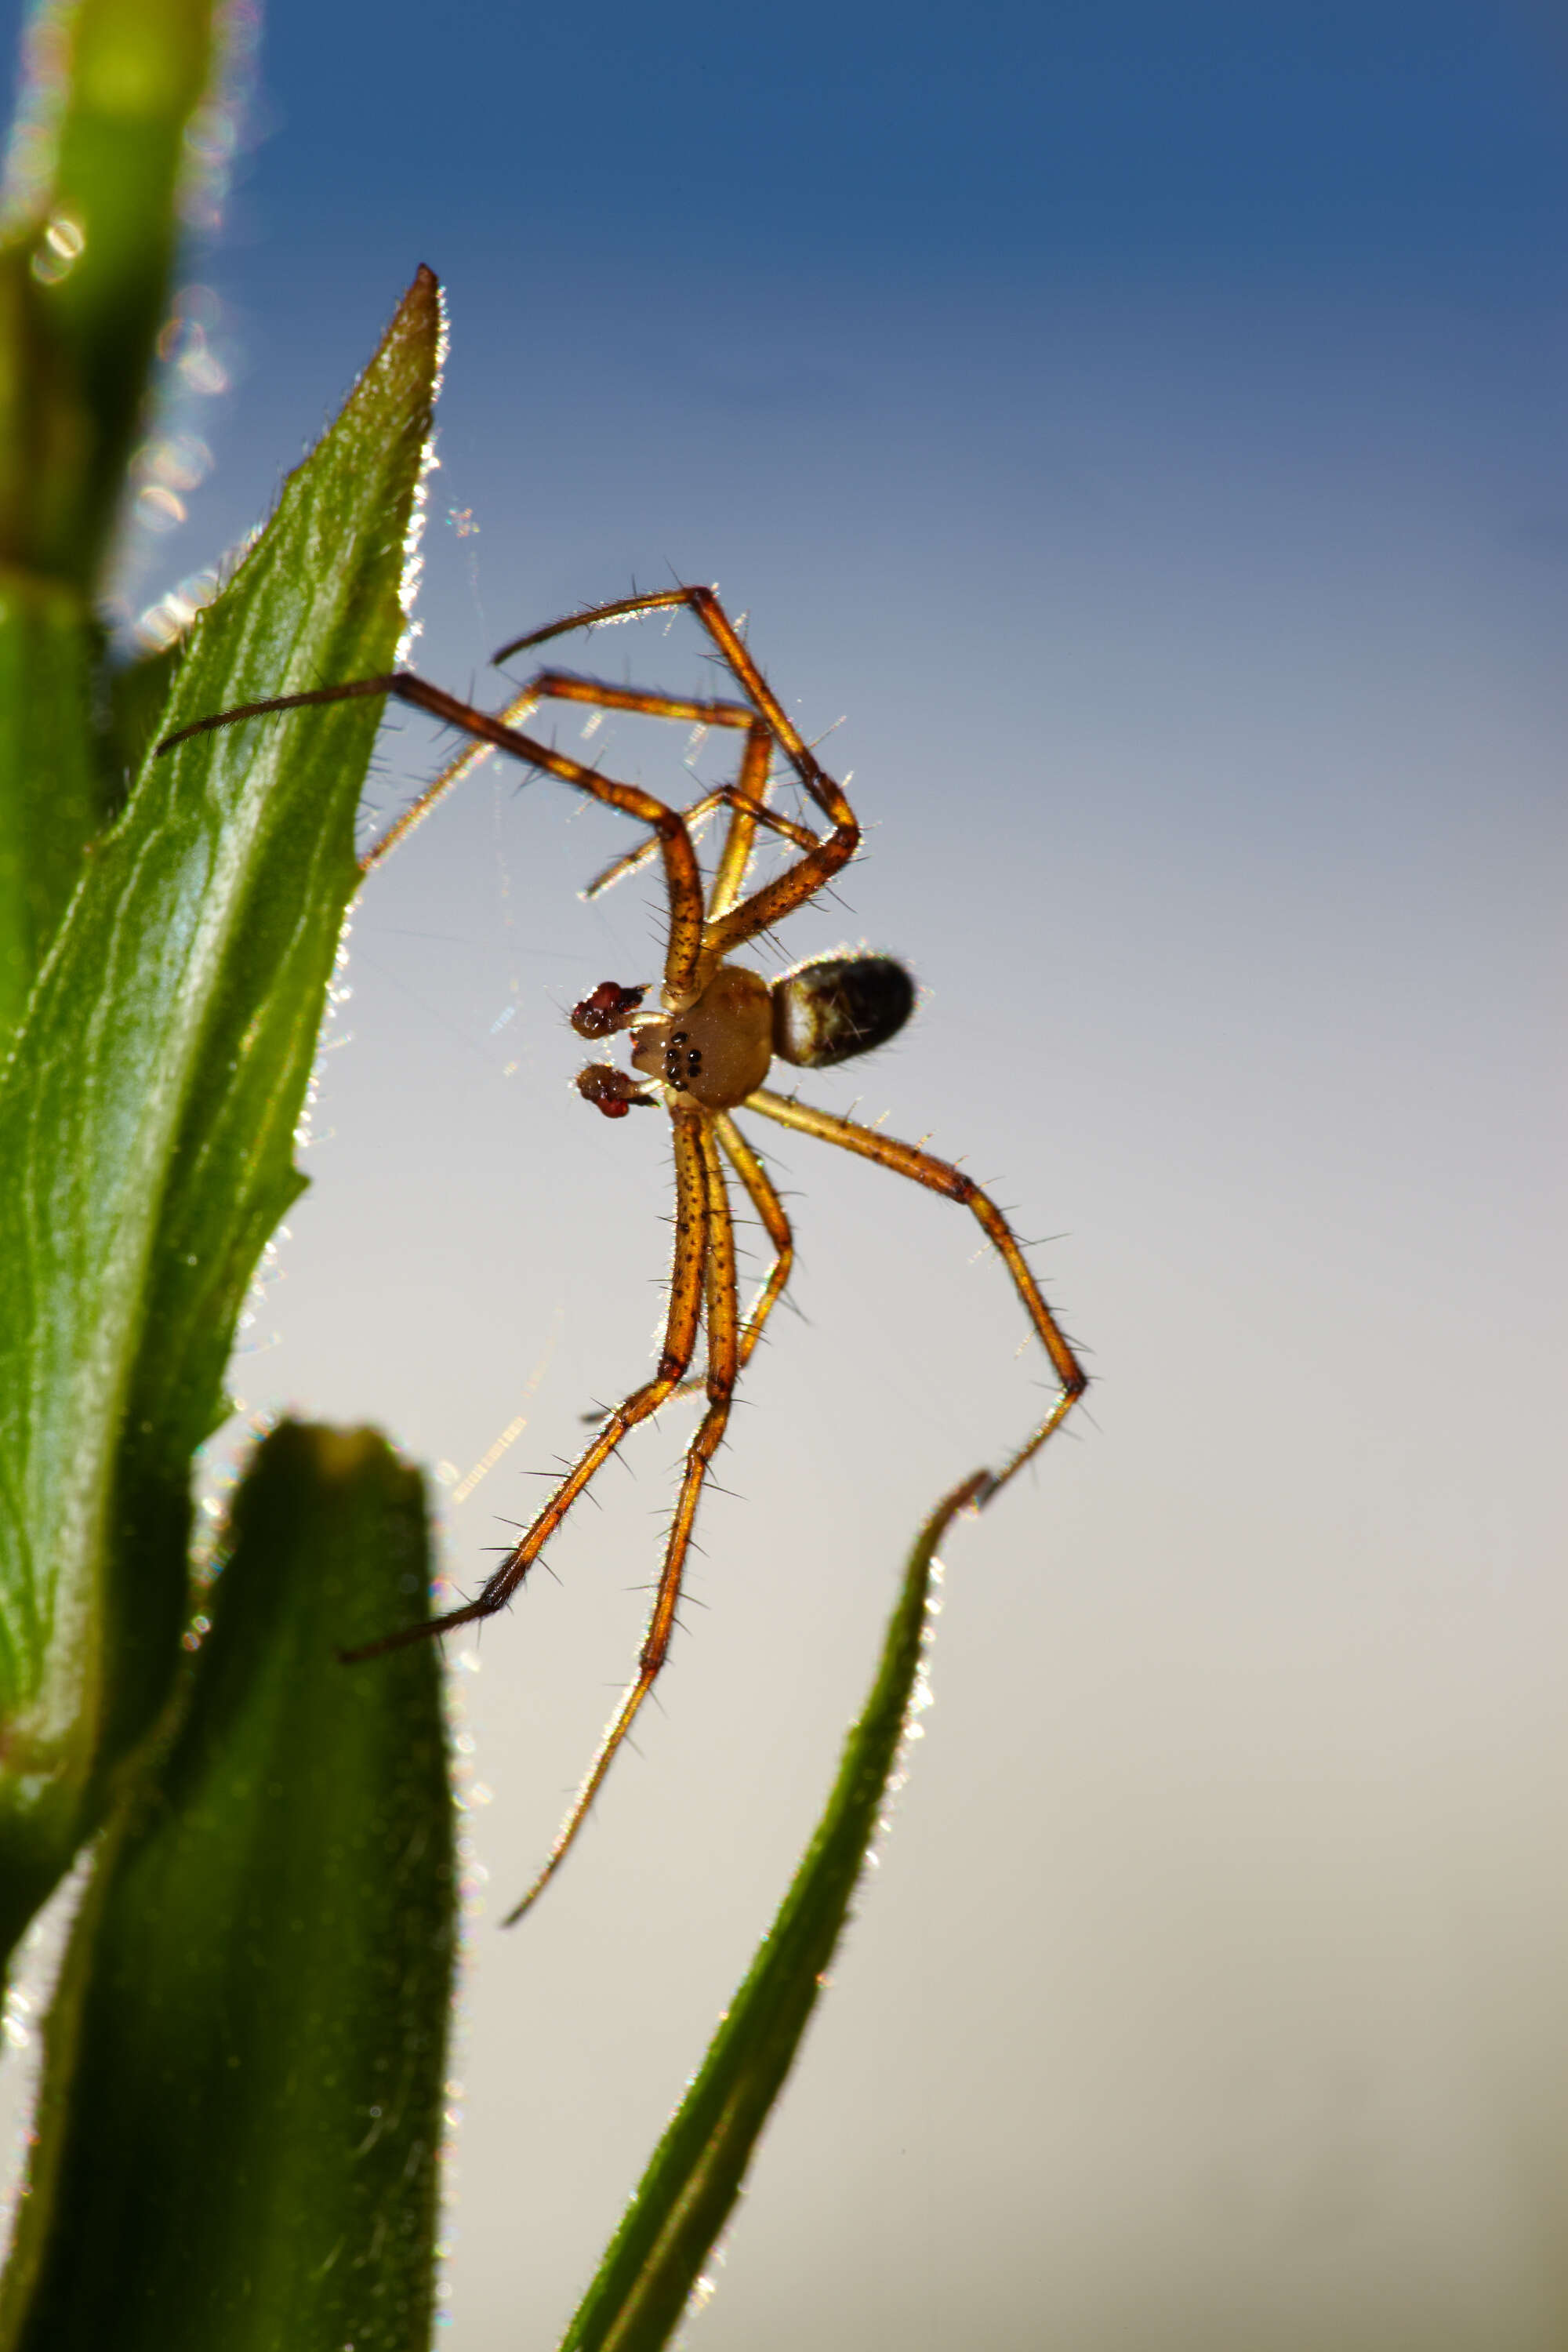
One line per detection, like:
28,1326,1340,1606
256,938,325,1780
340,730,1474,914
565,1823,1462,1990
0,263,443,1955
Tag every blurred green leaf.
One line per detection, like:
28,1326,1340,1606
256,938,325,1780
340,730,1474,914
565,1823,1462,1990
559,1472,988,2352
3,0,216,585
0,263,441,1962
0,0,223,1033
0,1421,456,2352
106,629,182,775
0,550,104,1040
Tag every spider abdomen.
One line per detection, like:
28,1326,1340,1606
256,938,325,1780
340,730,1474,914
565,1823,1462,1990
771,953,916,1070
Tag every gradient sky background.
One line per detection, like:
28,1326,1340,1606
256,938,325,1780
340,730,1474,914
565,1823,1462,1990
6,2,1568,2345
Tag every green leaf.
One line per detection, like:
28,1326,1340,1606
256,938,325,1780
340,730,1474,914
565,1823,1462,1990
2,0,216,587
0,264,441,1962
559,1472,989,2352
0,1421,456,2352
106,630,183,778
0,0,224,1033
0,551,105,1041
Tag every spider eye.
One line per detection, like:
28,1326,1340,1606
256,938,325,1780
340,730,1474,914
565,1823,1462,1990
771,953,916,1070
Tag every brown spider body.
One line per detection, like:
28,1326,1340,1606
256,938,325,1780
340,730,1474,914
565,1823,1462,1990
630,962,776,1110
158,585,1087,1920
579,951,918,1116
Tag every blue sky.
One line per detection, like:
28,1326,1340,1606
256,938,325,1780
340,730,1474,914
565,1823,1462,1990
249,2,1563,272
106,2,1565,530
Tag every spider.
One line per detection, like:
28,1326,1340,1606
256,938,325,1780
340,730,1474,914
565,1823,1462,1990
160,586,1088,1918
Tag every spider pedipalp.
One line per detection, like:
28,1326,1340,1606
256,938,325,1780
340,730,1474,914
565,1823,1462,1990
569,980,648,1040
575,1062,655,1120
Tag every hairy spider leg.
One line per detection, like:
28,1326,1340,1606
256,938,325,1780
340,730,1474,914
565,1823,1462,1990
361,683,543,873
392,656,826,930
521,670,760,906
159,673,710,997
344,662,812,920
500,588,832,818
585,783,819,906
742,1087,1088,1495
496,587,862,963
713,1113,794,1371
663,1109,796,1405
709,712,780,921
340,1099,713,1666
358,666,757,879
586,725,820,909
506,1112,742,1921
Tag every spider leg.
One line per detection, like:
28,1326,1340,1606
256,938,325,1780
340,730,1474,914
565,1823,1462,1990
498,589,862,961
712,1113,793,1374
586,783,818,903
506,1114,741,1921
364,671,758,876
642,594,861,959
586,790,725,898
339,1100,710,1663
699,816,860,965
159,671,710,997
488,654,830,932
473,672,799,906
741,1087,1088,1495
516,670,757,733
666,1112,793,1399
361,684,542,873
497,587,724,662
497,586,858,839
472,675,815,912
707,718,774,921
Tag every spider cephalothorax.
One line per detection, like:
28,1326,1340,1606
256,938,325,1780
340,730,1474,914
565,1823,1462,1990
572,951,917,1116
159,585,1087,1919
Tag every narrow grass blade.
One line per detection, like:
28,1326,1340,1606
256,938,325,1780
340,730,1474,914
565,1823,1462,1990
0,1421,456,2352
559,1471,989,2352
0,266,441,1959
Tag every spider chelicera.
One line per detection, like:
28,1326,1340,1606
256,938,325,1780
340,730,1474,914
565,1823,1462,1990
160,585,1088,1918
